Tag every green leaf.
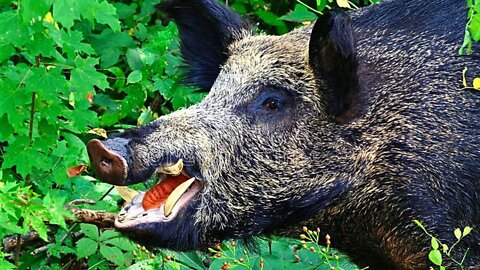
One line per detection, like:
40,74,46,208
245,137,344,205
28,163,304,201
100,244,125,266
463,226,472,237
98,230,120,241
413,220,427,233
20,0,52,23
454,228,462,240
104,237,136,251
80,223,99,240
126,48,145,70
127,70,142,84
53,0,80,29
428,250,442,266
430,237,439,250
71,57,109,93
76,238,98,258
469,13,480,41
95,1,121,32
279,5,318,22
174,251,205,270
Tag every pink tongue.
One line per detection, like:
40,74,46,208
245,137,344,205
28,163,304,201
141,174,190,210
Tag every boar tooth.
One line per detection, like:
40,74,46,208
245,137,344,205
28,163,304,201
164,177,195,217
157,159,183,175
115,186,139,204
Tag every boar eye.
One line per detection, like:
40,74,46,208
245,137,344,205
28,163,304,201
262,98,280,111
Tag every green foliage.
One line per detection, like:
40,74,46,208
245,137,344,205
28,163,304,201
125,235,359,270
460,0,480,54
414,220,473,270
0,0,203,268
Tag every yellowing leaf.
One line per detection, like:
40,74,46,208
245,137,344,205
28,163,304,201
67,165,88,177
336,0,351,8
454,228,462,240
88,128,107,138
43,12,59,30
473,78,480,89
44,12,54,23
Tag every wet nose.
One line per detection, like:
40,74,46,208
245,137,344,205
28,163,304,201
87,139,129,185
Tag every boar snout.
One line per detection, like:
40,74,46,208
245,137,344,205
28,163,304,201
87,138,130,186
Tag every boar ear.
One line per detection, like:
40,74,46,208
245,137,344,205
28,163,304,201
308,11,360,121
158,0,248,90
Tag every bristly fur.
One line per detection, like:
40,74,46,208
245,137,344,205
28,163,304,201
90,0,480,269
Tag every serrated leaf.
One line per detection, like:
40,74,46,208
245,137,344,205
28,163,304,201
53,0,80,29
104,237,136,251
76,238,98,258
100,245,125,266
279,4,318,22
98,229,120,241
80,223,99,240
428,250,442,266
454,228,462,240
71,57,109,93
95,1,121,32
20,0,51,23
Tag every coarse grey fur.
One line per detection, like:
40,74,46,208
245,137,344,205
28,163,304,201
88,0,480,269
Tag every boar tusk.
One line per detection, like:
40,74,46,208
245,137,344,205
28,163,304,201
164,177,195,217
157,159,184,176
115,186,140,204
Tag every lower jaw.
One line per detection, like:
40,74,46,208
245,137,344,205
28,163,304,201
114,180,202,229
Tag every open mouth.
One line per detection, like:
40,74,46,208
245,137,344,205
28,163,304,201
115,159,202,228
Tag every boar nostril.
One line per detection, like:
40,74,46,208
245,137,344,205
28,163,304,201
100,157,113,168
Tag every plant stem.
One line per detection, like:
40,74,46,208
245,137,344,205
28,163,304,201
15,92,36,267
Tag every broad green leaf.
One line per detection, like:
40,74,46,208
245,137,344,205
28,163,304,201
428,250,442,266
454,228,462,240
174,251,205,270
100,245,125,266
255,10,288,34
52,0,80,29
0,11,28,47
127,70,143,84
279,5,318,22
76,238,98,258
126,48,145,70
98,230,120,241
80,223,99,240
463,226,472,237
71,57,109,93
95,1,121,32
470,13,480,41
20,0,52,24
104,237,136,251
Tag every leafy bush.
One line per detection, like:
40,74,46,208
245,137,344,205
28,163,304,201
0,0,477,269
415,220,473,270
